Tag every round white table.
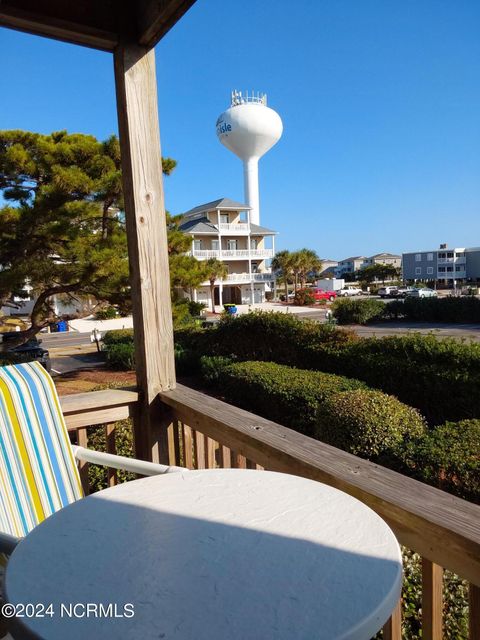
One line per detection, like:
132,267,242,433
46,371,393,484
6,469,402,640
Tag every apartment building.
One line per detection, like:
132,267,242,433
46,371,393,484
402,244,480,285
335,256,367,277
363,253,402,269
178,198,276,306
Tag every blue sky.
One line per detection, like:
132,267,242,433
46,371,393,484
1,0,479,259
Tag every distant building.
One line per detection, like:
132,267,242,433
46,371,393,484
335,256,367,277
402,244,480,286
318,259,338,277
178,198,277,306
363,253,402,270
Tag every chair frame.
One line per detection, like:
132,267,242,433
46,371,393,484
0,446,183,555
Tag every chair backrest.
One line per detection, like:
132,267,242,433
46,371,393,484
0,362,83,539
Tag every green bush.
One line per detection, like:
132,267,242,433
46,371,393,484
331,298,386,324
87,419,136,492
200,355,233,385
402,419,480,504
105,342,135,370
293,289,315,306
311,334,480,424
102,328,134,346
188,300,206,316
94,306,118,320
383,296,480,323
211,311,356,365
205,360,367,437
316,388,426,461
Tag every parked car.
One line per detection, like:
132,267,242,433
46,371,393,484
406,288,438,298
390,287,416,298
377,286,398,298
0,332,51,372
311,288,337,302
337,286,363,297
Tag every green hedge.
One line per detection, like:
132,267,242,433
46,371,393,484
331,298,386,324
310,334,480,424
102,329,134,346
384,295,480,323
317,388,426,460
104,342,135,370
401,419,480,504
200,360,428,463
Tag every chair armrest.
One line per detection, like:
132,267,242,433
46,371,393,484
0,532,20,556
71,445,185,476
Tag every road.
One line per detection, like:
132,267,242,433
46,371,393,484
40,331,92,348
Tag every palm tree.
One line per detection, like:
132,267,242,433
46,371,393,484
271,250,293,301
203,258,228,313
296,248,323,288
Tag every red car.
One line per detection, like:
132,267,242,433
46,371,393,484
297,288,337,302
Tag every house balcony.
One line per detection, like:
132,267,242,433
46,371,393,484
60,386,480,639
438,271,466,279
198,272,274,286
217,223,250,234
188,249,274,260
438,257,466,264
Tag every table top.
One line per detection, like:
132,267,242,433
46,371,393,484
6,469,402,640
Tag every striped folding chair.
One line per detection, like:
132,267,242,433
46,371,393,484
0,361,182,558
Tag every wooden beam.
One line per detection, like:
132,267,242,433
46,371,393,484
0,4,118,51
60,388,139,430
160,384,480,586
137,0,197,48
114,42,176,463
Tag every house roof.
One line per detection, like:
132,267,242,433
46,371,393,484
182,198,251,218
178,217,218,234
370,253,401,259
339,256,366,263
178,217,277,235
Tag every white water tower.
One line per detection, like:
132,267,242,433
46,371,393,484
216,90,283,225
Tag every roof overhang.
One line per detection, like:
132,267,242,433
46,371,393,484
0,0,197,51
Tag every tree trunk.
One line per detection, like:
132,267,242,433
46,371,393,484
284,278,289,303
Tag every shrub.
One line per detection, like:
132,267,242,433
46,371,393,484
188,300,206,316
211,311,356,365
331,298,386,324
402,419,480,504
306,333,480,424
293,289,315,306
102,329,134,346
383,296,480,324
200,355,233,385
205,360,367,437
316,388,426,461
87,419,136,492
174,343,203,376
94,306,117,320
105,342,135,370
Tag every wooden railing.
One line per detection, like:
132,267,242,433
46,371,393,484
61,385,480,639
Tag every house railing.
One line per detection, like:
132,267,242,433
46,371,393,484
61,385,480,639
188,249,274,259
217,223,250,233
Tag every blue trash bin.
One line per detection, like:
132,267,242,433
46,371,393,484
223,304,237,315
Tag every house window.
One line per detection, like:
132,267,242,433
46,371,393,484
447,252,454,258
227,239,238,251
427,253,433,261
415,267,421,275
250,238,258,249
456,252,465,258
438,267,446,273
446,267,453,272
220,213,229,224
455,265,463,271
415,254,422,261
438,253,446,259
211,240,219,251
252,262,258,273
427,267,433,275
193,239,202,251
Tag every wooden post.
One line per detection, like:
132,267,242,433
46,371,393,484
114,42,175,463
383,599,402,640
422,559,443,640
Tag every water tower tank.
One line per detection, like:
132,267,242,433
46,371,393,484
216,91,283,225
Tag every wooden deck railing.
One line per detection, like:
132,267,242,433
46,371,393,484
61,385,480,639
